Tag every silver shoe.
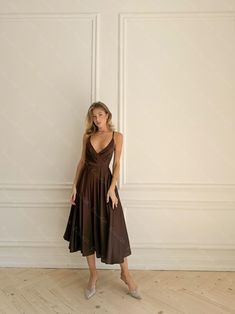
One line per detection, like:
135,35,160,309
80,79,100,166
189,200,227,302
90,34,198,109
84,286,96,299
127,288,142,299
84,279,97,299
120,273,142,300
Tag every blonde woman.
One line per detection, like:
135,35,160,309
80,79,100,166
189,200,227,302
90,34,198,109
63,101,142,300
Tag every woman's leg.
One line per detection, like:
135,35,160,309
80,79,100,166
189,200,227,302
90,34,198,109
86,253,98,289
120,257,138,291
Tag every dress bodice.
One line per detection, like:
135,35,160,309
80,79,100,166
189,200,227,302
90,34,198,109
84,132,115,170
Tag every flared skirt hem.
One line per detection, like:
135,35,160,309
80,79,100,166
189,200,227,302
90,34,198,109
63,236,131,264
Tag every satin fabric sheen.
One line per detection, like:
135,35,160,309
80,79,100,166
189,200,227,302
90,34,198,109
63,131,131,264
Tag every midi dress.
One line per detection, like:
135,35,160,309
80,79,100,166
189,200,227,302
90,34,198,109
63,130,132,264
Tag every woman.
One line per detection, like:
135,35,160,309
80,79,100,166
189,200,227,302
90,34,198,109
63,101,142,300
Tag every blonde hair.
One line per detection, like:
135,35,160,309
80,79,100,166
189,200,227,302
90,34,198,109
85,101,116,135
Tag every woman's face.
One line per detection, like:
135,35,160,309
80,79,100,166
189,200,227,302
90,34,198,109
92,108,108,128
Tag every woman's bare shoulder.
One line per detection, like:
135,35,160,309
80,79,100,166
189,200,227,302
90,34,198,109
82,133,90,142
113,131,123,144
114,131,123,137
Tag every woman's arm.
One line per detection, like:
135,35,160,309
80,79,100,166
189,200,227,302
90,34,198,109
72,133,88,188
109,132,123,190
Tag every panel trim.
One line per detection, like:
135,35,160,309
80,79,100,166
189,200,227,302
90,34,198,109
0,12,100,101
1,183,235,203
0,240,234,250
118,12,235,189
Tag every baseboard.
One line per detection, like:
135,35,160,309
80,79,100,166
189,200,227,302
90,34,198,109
0,245,234,271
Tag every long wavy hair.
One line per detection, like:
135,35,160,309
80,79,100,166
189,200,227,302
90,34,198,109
85,101,116,135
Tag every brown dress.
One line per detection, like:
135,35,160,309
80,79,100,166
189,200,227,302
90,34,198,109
63,131,132,264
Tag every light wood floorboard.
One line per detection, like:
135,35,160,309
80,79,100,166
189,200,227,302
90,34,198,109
0,268,234,314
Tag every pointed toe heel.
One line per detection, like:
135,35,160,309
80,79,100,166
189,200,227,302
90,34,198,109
127,288,142,300
120,273,142,299
84,278,97,299
84,287,96,299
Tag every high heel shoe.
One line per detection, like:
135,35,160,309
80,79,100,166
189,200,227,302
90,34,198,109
84,279,97,299
127,288,142,300
120,273,142,300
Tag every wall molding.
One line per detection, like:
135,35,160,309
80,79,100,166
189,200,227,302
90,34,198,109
0,11,234,270
122,182,235,191
0,182,71,190
0,12,100,101
0,197,235,210
1,183,235,204
0,240,235,270
0,240,234,250
118,12,235,189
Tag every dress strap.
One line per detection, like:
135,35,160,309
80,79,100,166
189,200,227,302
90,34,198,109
112,131,115,138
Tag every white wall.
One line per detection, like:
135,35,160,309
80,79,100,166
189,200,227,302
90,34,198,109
0,0,235,270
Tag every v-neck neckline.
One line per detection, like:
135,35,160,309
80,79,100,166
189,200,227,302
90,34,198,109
89,132,114,155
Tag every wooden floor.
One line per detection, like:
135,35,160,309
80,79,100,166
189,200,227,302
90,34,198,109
0,268,234,314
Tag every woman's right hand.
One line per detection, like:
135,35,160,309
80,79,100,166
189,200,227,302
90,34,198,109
70,185,77,205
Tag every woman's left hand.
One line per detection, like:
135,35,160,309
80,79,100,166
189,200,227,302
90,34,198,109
106,188,118,210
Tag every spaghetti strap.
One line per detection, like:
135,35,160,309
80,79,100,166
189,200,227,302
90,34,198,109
112,130,115,138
